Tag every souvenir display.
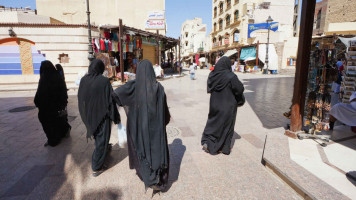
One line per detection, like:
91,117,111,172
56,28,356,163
341,41,356,103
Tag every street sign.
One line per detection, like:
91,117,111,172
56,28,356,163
145,20,166,30
248,22,278,38
148,11,165,20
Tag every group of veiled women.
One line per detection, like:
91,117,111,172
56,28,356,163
35,56,244,192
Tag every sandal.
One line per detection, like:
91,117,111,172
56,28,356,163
92,165,107,177
202,143,209,153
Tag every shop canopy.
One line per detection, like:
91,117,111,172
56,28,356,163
337,36,356,48
223,49,238,58
239,47,256,60
99,24,179,51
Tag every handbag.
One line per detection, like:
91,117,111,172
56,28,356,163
236,94,245,107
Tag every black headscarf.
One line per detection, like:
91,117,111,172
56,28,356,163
207,56,236,93
114,60,170,188
55,64,65,80
34,60,68,111
78,59,119,139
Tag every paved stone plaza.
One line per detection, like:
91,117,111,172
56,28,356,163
0,69,353,199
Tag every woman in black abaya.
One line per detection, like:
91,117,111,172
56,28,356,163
34,60,71,147
201,56,245,155
78,59,120,177
113,60,170,192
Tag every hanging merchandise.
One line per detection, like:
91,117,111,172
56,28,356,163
108,40,112,51
304,43,339,134
123,42,127,53
129,42,133,52
100,39,105,51
104,31,110,40
105,39,109,51
113,33,119,41
92,38,98,53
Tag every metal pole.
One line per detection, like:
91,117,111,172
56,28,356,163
86,0,94,62
179,37,181,75
264,23,270,74
119,19,124,83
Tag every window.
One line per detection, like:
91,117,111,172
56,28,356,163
233,30,239,43
214,7,217,18
218,36,222,46
219,2,224,14
235,0,239,4
316,9,321,29
213,38,216,43
185,42,188,47
224,33,230,45
58,53,69,63
234,10,239,22
226,15,231,26
214,23,217,32
219,19,223,30
227,0,231,9
185,32,188,37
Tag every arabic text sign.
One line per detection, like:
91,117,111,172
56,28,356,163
148,11,165,20
145,20,166,30
248,22,278,38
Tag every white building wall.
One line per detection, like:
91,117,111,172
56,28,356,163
0,26,99,83
180,18,207,57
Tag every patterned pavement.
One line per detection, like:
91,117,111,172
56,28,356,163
0,70,302,200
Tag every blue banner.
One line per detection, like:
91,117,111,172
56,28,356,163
248,22,278,38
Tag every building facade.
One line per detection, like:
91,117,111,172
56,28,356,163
36,0,166,35
210,0,298,69
180,18,208,57
313,0,356,36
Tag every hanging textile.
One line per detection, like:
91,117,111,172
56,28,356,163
105,39,109,51
108,40,112,51
92,38,98,53
100,39,105,51
104,31,110,40
239,47,256,60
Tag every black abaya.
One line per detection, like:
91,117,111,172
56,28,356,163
78,59,120,171
201,56,244,155
113,60,170,190
34,60,70,146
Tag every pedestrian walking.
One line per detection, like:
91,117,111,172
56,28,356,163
78,59,120,177
34,60,71,147
189,63,196,80
201,56,245,155
55,64,65,80
113,60,171,193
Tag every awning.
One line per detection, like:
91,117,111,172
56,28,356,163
258,44,278,70
223,49,238,57
240,47,256,60
337,37,356,48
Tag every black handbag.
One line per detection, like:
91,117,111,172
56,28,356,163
236,94,245,107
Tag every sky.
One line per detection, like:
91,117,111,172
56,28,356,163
0,0,212,39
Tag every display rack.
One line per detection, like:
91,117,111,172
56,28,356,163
341,41,356,103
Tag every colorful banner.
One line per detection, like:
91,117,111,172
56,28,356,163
248,22,278,38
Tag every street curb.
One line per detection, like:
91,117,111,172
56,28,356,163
262,157,316,200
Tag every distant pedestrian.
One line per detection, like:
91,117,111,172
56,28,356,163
34,60,71,147
189,63,196,80
201,57,245,155
113,60,171,193
78,59,120,177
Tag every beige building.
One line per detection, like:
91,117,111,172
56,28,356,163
210,0,298,70
36,0,166,35
180,18,208,57
313,0,356,36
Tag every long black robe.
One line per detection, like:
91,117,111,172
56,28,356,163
34,60,70,147
201,56,244,155
78,59,120,171
113,60,170,190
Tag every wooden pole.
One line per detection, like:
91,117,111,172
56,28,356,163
175,45,178,73
256,41,259,67
237,47,240,65
286,0,316,137
178,37,181,75
119,19,124,83
156,30,160,65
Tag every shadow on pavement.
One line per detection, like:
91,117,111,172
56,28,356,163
164,138,186,192
346,171,356,186
242,78,293,129
231,131,242,149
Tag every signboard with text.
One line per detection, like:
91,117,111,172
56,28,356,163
248,22,278,38
145,20,166,30
148,11,165,20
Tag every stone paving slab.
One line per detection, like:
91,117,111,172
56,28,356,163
0,69,304,199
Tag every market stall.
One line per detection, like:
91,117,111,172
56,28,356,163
96,20,179,83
